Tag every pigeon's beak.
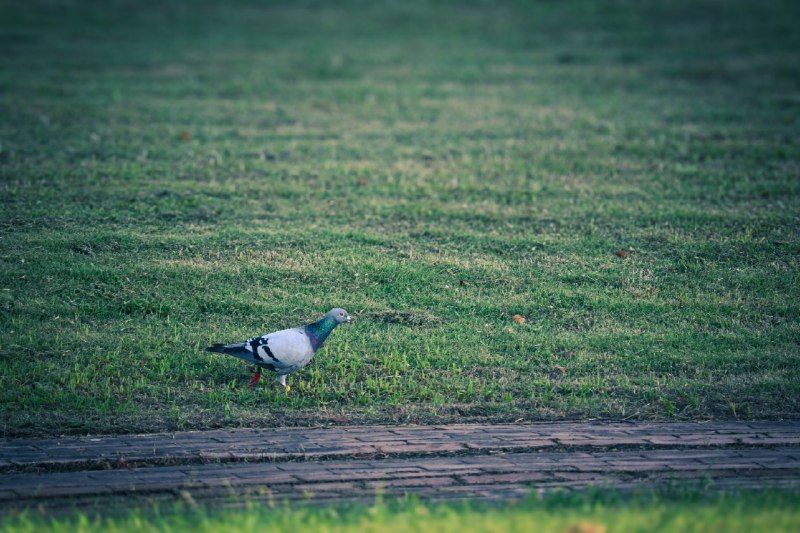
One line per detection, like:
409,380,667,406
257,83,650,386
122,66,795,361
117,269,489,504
346,316,353,324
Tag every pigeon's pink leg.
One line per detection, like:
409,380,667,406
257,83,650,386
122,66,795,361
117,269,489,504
248,370,262,388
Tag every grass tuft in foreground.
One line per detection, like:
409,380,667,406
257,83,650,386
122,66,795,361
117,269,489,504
3,490,800,533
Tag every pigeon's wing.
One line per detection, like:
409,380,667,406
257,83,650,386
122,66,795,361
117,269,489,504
248,327,314,374
205,341,264,366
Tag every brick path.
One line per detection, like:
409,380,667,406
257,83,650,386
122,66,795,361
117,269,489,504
1,421,799,514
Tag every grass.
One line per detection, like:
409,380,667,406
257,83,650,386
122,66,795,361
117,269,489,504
3,491,800,533
1,0,799,436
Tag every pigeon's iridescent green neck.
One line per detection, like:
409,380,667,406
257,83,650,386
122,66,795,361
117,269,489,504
305,315,338,352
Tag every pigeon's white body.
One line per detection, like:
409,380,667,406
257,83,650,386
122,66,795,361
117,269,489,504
205,308,352,390
244,327,314,375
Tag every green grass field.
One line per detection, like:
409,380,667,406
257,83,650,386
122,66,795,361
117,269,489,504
4,491,800,533
1,0,799,436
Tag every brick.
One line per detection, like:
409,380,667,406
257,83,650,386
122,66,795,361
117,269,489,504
234,473,300,485
0,490,20,500
756,462,800,470
553,471,619,482
644,450,737,461
293,481,356,492
0,445,40,455
295,468,427,483
694,462,763,470
419,459,488,471
680,436,739,446
746,421,800,430
643,436,684,445
274,460,378,472
600,461,673,472
458,456,519,468
366,476,455,488
461,443,507,451
504,451,595,464
289,446,378,457
738,436,800,445
564,437,637,446
376,443,466,454
15,484,112,498
460,472,549,484
223,464,285,475
469,439,557,449
0,472,94,489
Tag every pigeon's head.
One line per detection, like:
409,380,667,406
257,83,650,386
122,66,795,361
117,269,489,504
327,307,352,325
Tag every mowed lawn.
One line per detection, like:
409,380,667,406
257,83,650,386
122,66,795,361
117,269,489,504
0,0,798,436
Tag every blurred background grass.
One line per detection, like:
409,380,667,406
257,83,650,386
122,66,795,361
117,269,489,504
4,490,800,533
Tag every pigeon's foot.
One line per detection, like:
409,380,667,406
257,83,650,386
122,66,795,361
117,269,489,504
248,371,262,388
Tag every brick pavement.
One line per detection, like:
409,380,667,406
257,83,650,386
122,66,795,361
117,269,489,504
1,421,798,514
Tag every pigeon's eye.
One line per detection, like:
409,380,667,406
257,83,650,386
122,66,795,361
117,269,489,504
339,312,344,317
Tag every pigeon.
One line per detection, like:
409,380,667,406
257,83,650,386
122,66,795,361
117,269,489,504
205,308,352,391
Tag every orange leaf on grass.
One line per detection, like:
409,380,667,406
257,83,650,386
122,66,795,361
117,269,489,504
564,522,607,533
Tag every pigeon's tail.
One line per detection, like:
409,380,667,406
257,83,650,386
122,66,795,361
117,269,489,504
205,343,238,353
205,342,258,364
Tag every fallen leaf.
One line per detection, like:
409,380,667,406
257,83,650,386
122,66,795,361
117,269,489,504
563,522,607,533
554,365,566,374
357,178,368,186
179,131,190,141
511,314,526,324
615,249,628,258
564,351,576,359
